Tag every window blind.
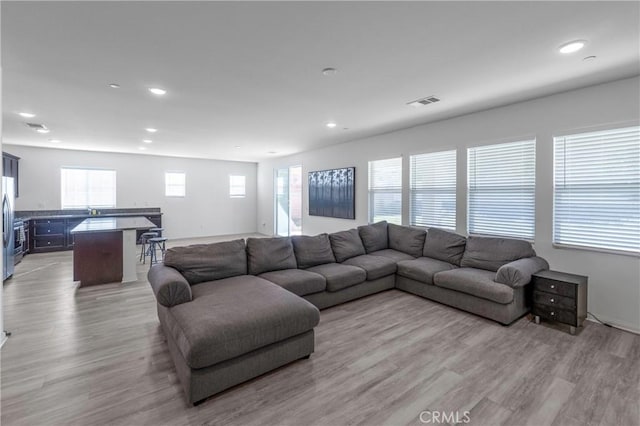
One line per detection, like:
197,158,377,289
165,172,186,197
468,140,536,239
554,126,640,254
368,157,402,224
61,168,116,209
229,175,246,198
410,150,456,230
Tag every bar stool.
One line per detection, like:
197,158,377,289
149,227,164,237
139,231,158,263
148,237,168,265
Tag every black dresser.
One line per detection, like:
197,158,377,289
532,270,588,335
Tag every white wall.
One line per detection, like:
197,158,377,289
257,76,640,332
5,145,258,239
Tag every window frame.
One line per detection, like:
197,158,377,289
60,167,117,210
368,157,403,225
165,171,186,198
552,125,640,256
229,175,246,198
409,149,457,231
467,139,536,240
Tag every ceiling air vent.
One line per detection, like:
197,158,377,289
407,96,440,107
26,122,50,133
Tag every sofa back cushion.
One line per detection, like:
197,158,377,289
460,236,536,272
164,239,247,285
388,224,426,257
358,221,388,253
292,234,336,269
329,229,366,262
423,228,467,266
246,237,297,275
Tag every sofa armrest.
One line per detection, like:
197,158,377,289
495,256,549,288
148,264,193,307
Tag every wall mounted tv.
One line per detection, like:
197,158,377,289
308,167,355,219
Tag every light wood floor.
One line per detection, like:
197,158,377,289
1,235,638,426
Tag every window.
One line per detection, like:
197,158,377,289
61,168,116,209
229,175,246,198
165,172,186,197
468,140,536,239
410,150,456,230
368,157,402,224
554,126,640,254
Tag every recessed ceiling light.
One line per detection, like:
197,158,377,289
326,122,337,128
322,68,338,76
109,83,120,89
559,40,587,54
49,139,61,143
234,145,241,149
139,146,147,150
145,128,158,133
18,112,36,118
143,139,153,144
36,128,50,134
148,87,167,95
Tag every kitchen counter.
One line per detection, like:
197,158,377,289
71,216,157,234
16,209,162,221
72,216,157,286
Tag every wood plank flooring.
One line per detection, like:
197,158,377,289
1,235,638,426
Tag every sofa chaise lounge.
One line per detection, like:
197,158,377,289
148,222,549,404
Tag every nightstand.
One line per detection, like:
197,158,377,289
532,270,588,335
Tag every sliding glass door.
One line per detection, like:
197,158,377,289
275,166,302,236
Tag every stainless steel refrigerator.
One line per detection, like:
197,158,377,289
3,176,15,281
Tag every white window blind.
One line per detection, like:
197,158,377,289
554,126,640,254
165,172,186,197
368,157,402,224
410,150,456,230
468,140,536,239
229,175,246,198
61,168,116,209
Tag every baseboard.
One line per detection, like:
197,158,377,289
586,316,640,335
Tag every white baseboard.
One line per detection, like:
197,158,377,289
586,316,640,335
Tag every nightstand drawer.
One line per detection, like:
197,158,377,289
533,291,576,310
533,305,577,327
534,277,575,297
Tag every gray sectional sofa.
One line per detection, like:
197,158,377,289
148,221,549,404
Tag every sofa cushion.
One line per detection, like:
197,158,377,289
329,229,366,263
342,254,397,281
163,239,247,285
388,224,427,257
369,248,415,262
170,275,320,369
461,236,536,272
358,221,388,253
306,263,367,292
291,234,336,269
259,269,326,296
396,257,457,285
246,237,297,276
423,228,467,266
433,268,514,304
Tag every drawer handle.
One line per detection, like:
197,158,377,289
47,230,51,233
550,312,555,316
47,242,51,245
550,298,555,303
551,285,555,289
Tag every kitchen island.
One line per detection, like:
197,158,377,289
71,216,156,286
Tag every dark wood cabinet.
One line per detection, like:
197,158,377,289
2,152,20,197
532,270,588,335
28,213,162,254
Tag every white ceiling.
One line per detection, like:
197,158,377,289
2,1,639,162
